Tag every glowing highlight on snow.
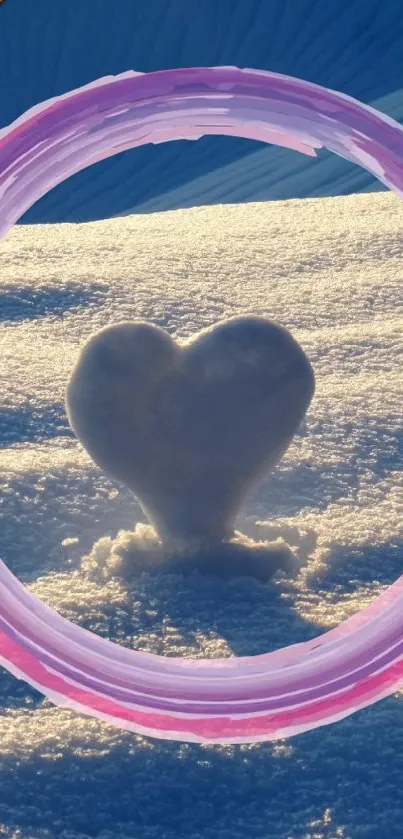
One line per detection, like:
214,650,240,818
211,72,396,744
0,66,403,744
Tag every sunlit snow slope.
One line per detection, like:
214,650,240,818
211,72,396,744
1,0,403,222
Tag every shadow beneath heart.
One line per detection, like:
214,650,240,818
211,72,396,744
75,530,403,660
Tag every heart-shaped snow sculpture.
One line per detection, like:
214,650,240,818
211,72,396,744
66,316,314,551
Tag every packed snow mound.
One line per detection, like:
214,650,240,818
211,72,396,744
80,522,313,584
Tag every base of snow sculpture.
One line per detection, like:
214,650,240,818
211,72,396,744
66,316,315,579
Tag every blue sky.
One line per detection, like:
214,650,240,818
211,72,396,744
1,0,403,221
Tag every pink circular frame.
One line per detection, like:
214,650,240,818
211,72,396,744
0,66,403,744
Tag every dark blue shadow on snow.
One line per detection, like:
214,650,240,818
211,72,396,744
0,404,74,447
0,283,108,323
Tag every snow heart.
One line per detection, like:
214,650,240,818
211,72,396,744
66,316,314,553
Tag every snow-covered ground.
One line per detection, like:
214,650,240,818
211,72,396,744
1,192,403,838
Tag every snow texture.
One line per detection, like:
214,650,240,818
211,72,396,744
1,0,403,223
0,192,403,837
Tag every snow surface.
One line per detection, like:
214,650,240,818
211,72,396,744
1,192,403,838
1,0,403,222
